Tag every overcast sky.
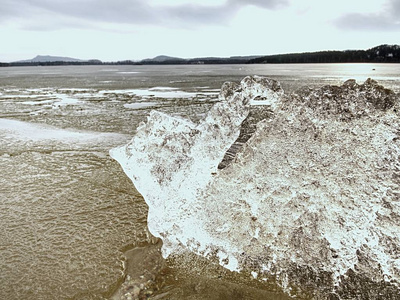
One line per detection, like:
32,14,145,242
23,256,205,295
1,0,399,62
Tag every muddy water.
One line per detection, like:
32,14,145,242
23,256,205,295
0,121,144,299
1,64,399,300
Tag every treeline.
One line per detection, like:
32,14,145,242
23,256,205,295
248,45,400,64
1,44,399,67
140,58,253,65
0,58,253,67
0,60,142,67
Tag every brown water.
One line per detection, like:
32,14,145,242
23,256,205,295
1,64,399,300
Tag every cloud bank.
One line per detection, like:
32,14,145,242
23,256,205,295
334,0,400,31
0,0,289,30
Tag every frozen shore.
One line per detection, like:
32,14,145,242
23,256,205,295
111,76,400,299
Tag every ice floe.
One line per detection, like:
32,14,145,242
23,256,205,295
111,76,400,299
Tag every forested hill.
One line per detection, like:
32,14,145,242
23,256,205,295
248,45,400,64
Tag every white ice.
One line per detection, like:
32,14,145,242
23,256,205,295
123,102,157,109
0,118,127,143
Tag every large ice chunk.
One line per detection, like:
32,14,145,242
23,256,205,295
110,76,400,298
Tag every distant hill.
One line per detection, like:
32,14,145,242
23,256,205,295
16,55,84,63
142,55,186,63
140,55,264,65
138,45,400,65
3,55,104,66
1,44,399,67
229,55,263,60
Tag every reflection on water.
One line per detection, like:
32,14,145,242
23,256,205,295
0,64,399,299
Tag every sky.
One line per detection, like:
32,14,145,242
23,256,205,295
1,0,399,62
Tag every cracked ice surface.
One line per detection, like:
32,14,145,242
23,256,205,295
111,76,400,298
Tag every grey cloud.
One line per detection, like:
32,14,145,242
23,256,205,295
228,0,289,10
335,13,400,31
392,0,400,12
29,0,157,24
0,0,288,29
0,1,43,20
162,3,238,27
334,0,400,31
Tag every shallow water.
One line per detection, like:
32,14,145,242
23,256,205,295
0,64,399,299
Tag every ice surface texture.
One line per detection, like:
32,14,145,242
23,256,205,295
110,76,400,298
